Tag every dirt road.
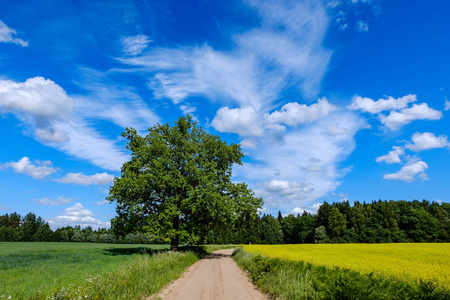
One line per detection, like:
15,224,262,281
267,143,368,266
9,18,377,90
155,248,269,300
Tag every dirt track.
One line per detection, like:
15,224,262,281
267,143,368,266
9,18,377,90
155,248,269,300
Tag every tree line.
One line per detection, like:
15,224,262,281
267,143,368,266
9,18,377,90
0,212,162,243
207,199,450,244
1,199,448,244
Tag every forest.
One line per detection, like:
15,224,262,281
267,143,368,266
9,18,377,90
0,199,449,244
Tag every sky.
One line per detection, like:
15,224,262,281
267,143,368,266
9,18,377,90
1,0,449,229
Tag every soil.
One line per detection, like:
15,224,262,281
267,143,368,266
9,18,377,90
154,248,269,300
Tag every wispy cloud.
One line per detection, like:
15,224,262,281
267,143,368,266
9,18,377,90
118,0,332,110
0,74,156,171
33,196,73,206
121,34,151,56
445,100,450,110
96,199,109,206
0,20,28,47
357,20,369,32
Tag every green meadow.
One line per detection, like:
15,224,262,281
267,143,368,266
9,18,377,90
0,242,187,299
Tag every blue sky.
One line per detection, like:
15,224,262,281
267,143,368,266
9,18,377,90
1,0,449,229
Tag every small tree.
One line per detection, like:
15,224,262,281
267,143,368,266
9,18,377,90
108,115,262,251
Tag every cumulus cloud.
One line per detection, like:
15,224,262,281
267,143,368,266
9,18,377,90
1,157,56,179
383,159,428,182
445,100,450,110
0,20,28,46
48,203,110,229
0,77,73,143
33,196,72,206
234,110,367,211
254,179,314,206
0,76,141,170
348,94,417,114
211,106,264,137
380,103,442,130
56,172,115,186
114,0,372,213
266,98,338,126
405,132,449,152
121,34,151,56
350,94,442,130
376,146,404,164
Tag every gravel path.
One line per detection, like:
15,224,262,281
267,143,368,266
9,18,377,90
155,248,269,300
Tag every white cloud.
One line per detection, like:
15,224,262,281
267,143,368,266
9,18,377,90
291,202,322,215
179,103,196,115
96,199,109,206
376,146,404,164
33,196,72,206
0,20,28,46
380,103,443,130
255,179,314,206
119,0,332,110
48,203,110,229
445,100,450,110
0,77,74,143
121,34,151,56
149,73,189,104
1,157,56,180
73,72,160,132
0,76,139,171
301,166,323,172
55,120,129,171
234,110,367,211
211,106,264,137
383,159,428,182
357,20,369,32
56,172,115,186
266,98,338,126
322,125,351,136
405,132,449,152
348,94,417,114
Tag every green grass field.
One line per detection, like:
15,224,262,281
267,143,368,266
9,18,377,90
0,242,173,299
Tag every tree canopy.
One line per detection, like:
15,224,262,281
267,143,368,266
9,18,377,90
107,115,262,250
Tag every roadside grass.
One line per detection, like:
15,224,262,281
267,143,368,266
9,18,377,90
233,247,450,300
0,242,169,299
49,250,198,300
0,243,235,299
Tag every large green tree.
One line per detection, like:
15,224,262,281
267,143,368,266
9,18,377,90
107,115,262,250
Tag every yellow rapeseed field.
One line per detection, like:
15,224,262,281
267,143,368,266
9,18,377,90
243,243,450,290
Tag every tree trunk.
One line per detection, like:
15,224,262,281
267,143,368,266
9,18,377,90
170,236,179,251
